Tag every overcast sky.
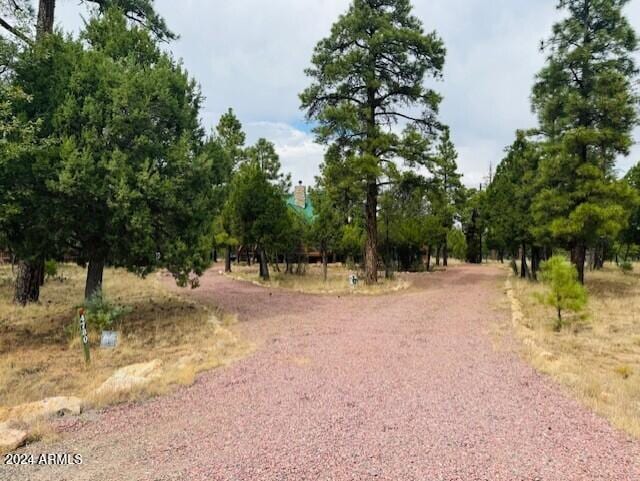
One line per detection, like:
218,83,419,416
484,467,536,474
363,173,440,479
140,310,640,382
55,0,640,187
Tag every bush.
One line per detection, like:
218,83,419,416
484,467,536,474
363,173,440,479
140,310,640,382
83,290,131,332
44,260,58,280
537,256,588,331
619,260,633,274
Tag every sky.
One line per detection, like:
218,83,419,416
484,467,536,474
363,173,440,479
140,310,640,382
55,0,640,187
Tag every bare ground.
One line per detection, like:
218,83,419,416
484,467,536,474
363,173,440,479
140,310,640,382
2,264,639,481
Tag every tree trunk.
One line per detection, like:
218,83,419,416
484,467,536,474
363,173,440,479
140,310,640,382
364,181,378,285
14,259,42,305
443,240,448,267
84,257,105,301
435,245,441,266
213,248,218,263
426,245,432,272
531,246,541,281
273,252,281,273
510,258,519,276
225,248,232,273
520,243,529,279
322,248,328,282
36,0,55,38
38,259,45,286
259,247,269,281
574,243,587,285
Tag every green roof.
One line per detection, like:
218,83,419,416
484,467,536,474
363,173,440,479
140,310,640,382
286,194,315,221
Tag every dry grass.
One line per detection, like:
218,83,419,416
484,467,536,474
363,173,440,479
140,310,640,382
0,264,250,421
511,263,640,438
227,263,410,295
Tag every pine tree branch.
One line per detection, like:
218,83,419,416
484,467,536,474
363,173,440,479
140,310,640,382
0,16,33,44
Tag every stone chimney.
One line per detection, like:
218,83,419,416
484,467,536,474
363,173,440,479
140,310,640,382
294,181,306,208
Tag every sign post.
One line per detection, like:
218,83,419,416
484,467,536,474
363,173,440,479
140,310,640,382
78,308,90,365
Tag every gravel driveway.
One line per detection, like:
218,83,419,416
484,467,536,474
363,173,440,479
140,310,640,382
2,264,639,480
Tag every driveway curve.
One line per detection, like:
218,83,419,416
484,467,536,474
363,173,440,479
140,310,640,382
2,264,638,481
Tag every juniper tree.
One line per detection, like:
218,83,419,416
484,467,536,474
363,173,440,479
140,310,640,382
37,10,214,299
224,163,289,281
300,0,446,284
531,0,639,283
1,0,175,303
1,33,79,304
0,84,49,304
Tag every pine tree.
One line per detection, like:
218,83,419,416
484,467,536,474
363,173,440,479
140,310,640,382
430,127,462,266
531,0,639,283
309,188,343,281
301,0,446,284
245,138,291,194
206,108,245,272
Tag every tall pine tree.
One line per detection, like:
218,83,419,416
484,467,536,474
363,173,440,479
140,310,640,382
300,0,445,284
531,0,638,283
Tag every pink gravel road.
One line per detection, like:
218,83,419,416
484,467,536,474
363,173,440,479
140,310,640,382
2,264,639,481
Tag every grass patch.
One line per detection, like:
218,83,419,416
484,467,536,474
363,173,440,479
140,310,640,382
227,263,410,295
0,264,250,420
511,263,640,438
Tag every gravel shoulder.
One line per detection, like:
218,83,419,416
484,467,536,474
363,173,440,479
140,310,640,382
2,264,639,481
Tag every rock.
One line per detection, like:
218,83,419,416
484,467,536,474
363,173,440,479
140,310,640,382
8,396,83,424
96,359,163,396
0,422,28,453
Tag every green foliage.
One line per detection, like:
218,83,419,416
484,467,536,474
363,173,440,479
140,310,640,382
485,131,541,257
0,81,55,263
300,0,446,282
619,260,633,274
340,222,365,261
429,127,464,235
537,256,588,330
83,289,131,332
87,0,176,42
461,188,486,264
51,11,213,288
245,138,291,193
224,162,289,253
620,162,640,250
447,228,467,260
309,188,343,256
530,0,638,281
44,259,57,279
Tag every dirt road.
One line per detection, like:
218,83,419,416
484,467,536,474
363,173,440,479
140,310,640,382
2,265,639,480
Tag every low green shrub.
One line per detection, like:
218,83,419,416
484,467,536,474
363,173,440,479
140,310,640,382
619,260,633,274
536,256,588,331
44,260,58,280
84,290,131,331
66,290,131,338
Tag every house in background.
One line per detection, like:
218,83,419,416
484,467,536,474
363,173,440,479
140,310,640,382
286,182,324,264
286,181,314,222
